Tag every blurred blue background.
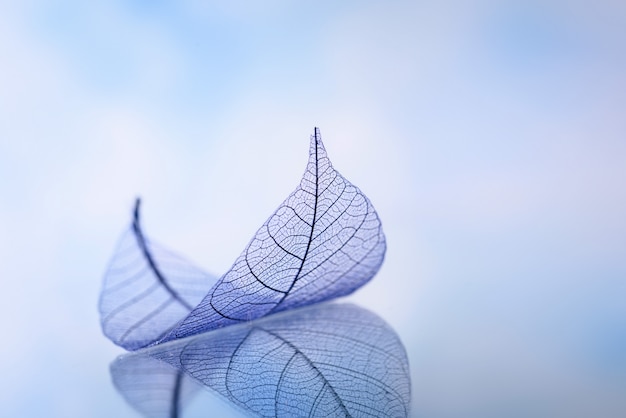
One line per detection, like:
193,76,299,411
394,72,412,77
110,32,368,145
1,1,625,417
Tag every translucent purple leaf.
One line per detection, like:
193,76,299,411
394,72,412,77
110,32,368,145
99,199,219,350
159,128,386,343
113,303,411,418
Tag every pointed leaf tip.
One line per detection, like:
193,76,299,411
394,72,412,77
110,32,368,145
308,127,327,164
310,127,322,145
133,198,141,228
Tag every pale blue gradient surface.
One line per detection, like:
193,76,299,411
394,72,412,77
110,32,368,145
0,1,625,417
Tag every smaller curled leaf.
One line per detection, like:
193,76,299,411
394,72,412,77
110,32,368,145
99,199,218,350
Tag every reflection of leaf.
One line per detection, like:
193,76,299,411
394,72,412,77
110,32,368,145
110,354,201,418
160,128,386,343
99,199,218,350
113,303,411,418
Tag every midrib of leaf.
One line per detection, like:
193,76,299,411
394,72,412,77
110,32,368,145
269,128,320,313
132,198,193,311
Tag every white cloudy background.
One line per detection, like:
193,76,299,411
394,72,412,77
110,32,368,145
1,1,625,417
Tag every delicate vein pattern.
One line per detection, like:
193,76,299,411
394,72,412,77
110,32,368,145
129,303,410,417
100,199,218,350
161,128,386,342
111,353,201,418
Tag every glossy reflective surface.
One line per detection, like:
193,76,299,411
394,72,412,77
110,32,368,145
2,2,625,417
